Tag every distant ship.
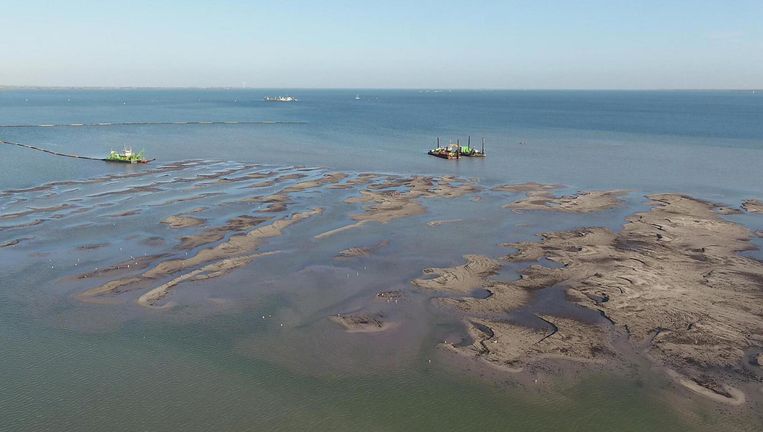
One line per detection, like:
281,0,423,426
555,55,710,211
355,94,361,100
264,96,298,102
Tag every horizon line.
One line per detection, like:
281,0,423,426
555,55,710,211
0,85,761,92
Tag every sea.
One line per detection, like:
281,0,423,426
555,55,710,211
0,89,761,431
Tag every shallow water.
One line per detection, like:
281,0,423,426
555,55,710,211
1,90,762,431
0,309,711,432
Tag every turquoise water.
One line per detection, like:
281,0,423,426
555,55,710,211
1,90,762,431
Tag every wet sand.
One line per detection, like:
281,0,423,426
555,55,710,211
0,237,30,248
412,255,500,294
137,251,281,308
426,219,463,227
505,187,627,213
330,312,398,333
743,199,763,213
315,175,479,239
178,215,269,249
427,193,763,405
492,182,561,193
3,164,761,419
161,215,205,228
336,240,389,258
80,209,322,307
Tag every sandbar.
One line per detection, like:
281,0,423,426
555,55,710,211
161,215,205,228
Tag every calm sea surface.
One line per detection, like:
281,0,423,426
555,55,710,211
1,89,762,198
1,89,762,431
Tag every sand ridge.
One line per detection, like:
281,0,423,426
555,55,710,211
137,251,281,308
446,316,614,373
282,172,348,193
434,193,763,405
492,182,561,193
505,189,627,213
412,255,500,294
426,219,463,227
336,240,390,258
77,171,478,306
742,199,763,213
509,194,763,403
179,215,270,249
315,175,480,239
79,208,323,307
161,215,205,228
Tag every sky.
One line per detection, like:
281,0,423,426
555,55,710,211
0,0,761,89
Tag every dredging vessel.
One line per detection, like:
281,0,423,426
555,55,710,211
428,136,486,159
1,139,154,164
105,147,152,164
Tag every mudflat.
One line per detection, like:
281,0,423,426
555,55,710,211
13,164,758,416
427,193,763,406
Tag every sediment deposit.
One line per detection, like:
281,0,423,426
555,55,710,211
420,193,763,405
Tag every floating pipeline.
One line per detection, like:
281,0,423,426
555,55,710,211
0,139,154,164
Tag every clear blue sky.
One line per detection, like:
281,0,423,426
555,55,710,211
1,0,761,89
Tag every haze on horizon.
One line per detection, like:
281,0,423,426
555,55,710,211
1,0,761,90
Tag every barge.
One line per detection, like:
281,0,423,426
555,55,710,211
428,137,486,159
